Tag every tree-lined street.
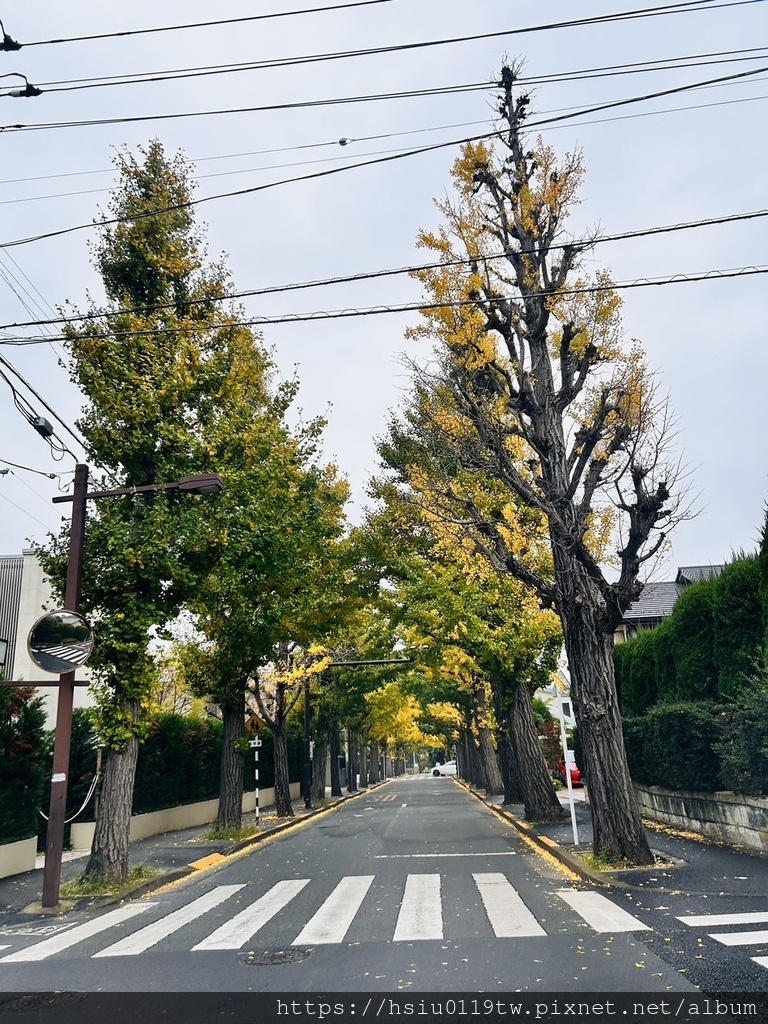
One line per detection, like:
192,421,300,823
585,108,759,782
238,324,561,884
2,778,767,995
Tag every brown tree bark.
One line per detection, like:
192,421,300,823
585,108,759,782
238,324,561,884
368,740,380,783
358,740,369,789
346,729,358,792
329,726,342,796
507,683,565,822
472,677,504,795
311,730,329,803
216,687,245,829
273,721,294,817
84,731,139,885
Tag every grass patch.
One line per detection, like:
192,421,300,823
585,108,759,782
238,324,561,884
60,863,158,898
577,849,632,872
201,824,259,842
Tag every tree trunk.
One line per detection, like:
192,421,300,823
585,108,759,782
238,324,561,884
311,730,328,803
358,741,369,789
368,740,380,783
84,732,139,885
507,683,565,822
496,723,523,805
556,551,653,863
346,729,358,792
273,722,294,817
329,726,342,796
216,690,245,829
472,678,504,795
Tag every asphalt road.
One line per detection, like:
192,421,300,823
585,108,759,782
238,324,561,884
0,777,761,995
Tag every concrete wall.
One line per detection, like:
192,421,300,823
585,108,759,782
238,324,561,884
635,783,768,853
69,783,301,850
0,837,38,879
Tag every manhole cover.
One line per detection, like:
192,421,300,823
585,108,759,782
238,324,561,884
238,948,313,966
0,993,87,1014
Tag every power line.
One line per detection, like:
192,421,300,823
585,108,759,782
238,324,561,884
0,354,86,451
15,0,758,52
4,265,767,345
20,0,401,47
2,60,766,253
1,206,765,333
0,80,493,131
0,456,58,478
0,489,54,532
20,40,768,96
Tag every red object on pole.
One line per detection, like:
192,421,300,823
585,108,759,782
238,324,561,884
42,463,88,908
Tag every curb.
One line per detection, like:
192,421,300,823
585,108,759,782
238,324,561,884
456,779,626,889
43,781,390,913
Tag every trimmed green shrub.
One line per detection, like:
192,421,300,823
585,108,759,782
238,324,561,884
715,673,768,796
625,629,659,715
0,687,48,844
621,715,650,785
667,583,718,702
652,619,676,703
133,713,224,815
712,556,763,700
634,701,723,791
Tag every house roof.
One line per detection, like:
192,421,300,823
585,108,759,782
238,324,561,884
676,565,723,586
620,563,725,627
622,581,685,624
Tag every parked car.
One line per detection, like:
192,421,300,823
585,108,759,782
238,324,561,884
557,751,582,786
432,760,457,777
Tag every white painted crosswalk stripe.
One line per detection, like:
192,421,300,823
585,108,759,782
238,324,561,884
557,889,651,933
709,929,768,946
678,911,768,927
0,876,652,961
293,875,374,945
473,873,546,937
191,878,309,951
752,956,768,970
393,874,442,941
92,885,245,957
0,904,155,962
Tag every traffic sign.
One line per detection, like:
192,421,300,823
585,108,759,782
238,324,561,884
245,714,266,735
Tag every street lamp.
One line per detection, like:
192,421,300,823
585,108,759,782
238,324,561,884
36,465,224,908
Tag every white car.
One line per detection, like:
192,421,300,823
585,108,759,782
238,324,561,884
432,760,457,777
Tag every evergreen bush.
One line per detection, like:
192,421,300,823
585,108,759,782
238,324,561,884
667,583,718,701
636,701,723,791
0,687,48,844
715,673,768,796
712,556,763,700
133,713,223,814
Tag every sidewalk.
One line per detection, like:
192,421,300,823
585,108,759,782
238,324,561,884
0,788,369,921
466,783,768,898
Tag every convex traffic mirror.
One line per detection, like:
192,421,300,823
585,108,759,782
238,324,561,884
28,610,94,674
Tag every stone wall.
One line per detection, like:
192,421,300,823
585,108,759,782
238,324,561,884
635,784,768,853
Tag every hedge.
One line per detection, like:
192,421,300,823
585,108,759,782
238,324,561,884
0,687,49,844
623,701,723,791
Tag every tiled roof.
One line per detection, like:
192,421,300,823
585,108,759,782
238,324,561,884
622,581,685,623
676,565,723,585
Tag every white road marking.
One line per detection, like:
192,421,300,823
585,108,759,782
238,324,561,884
709,929,768,946
293,876,374,945
0,945,9,951
92,885,245,957
473,873,546,937
752,956,768,970
393,874,442,941
678,911,768,927
375,851,515,858
557,889,651,932
0,905,155,962
191,879,309,950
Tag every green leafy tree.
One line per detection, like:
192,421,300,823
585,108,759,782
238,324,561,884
39,141,277,884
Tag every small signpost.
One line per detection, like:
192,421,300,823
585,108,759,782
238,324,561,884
246,715,266,823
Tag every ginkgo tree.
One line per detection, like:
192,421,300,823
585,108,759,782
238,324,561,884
396,66,688,863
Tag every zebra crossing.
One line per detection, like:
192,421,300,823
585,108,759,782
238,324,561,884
0,875,651,963
677,910,768,974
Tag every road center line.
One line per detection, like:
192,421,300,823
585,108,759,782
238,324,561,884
375,851,516,858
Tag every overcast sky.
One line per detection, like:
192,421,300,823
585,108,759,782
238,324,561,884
0,0,765,580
